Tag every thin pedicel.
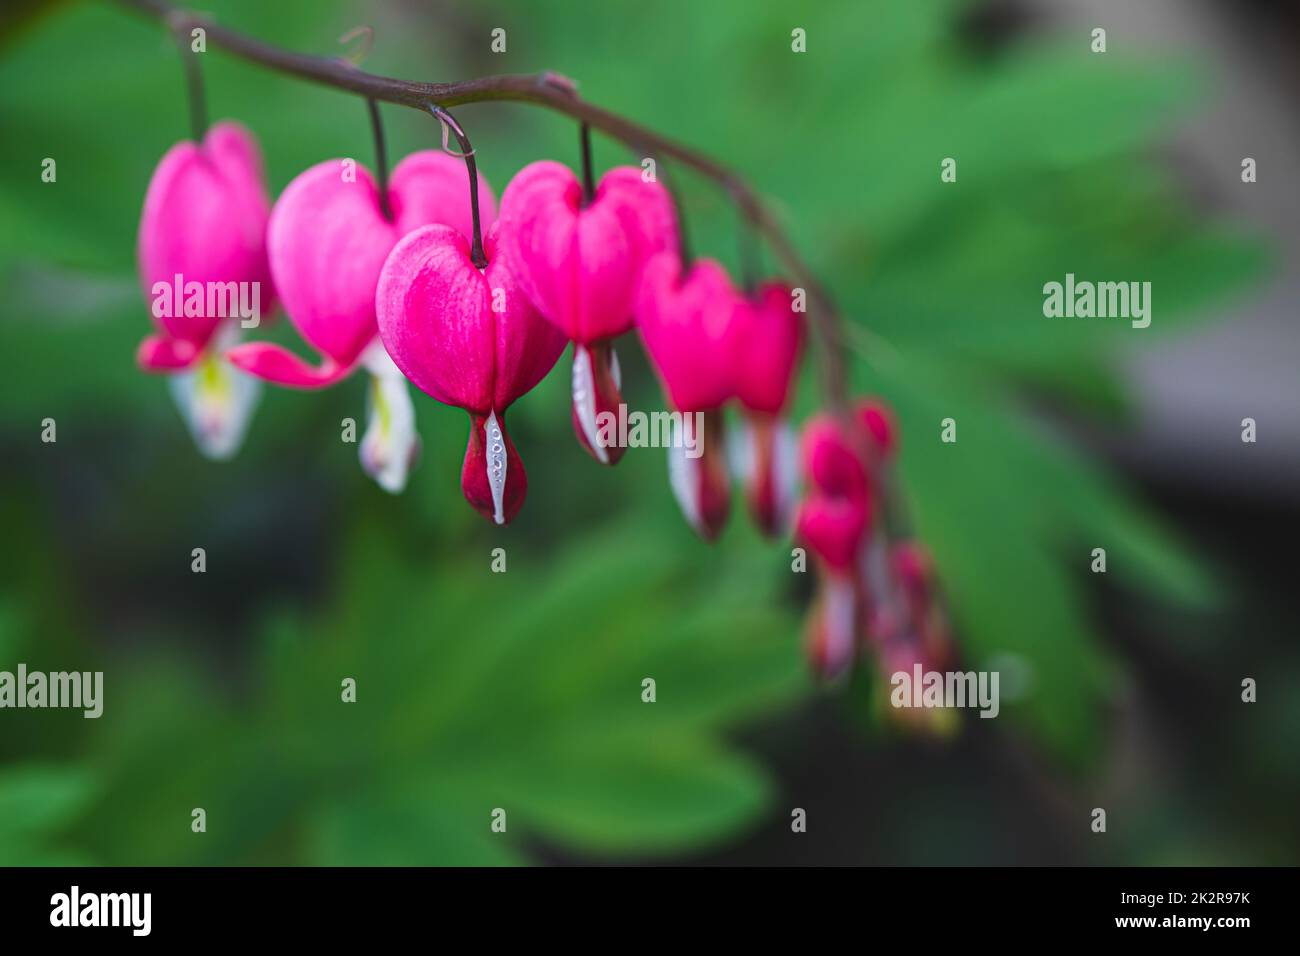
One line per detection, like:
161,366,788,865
428,104,487,270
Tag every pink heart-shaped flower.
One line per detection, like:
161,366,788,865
727,280,804,537
136,121,275,371
795,415,873,572
637,254,742,413
731,281,804,416
377,223,566,524
795,493,871,574
497,161,676,344
497,161,677,466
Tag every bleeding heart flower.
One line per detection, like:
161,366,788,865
794,414,875,678
637,254,746,540
637,255,739,412
729,280,804,536
228,151,495,492
796,416,872,576
497,160,677,465
136,121,275,458
797,492,871,575
137,121,275,369
376,222,566,524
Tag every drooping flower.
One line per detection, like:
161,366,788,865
794,415,872,679
136,121,275,459
729,280,804,536
497,161,677,465
794,401,955,707
637,254,744,541
227,151,495,492
376,222,566,524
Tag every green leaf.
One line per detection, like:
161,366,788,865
0,764,96,848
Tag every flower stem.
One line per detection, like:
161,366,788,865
579,122,595,205
368,98,392,221
168,14,207,141
736,204,759,294
429,104,486,269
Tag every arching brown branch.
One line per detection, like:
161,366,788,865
113,0,850,409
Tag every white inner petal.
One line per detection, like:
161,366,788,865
485,410,508,525
361,368,418,494
571,344,608,464
772,418,800,533
168,326,261,461
358,337,403,378
666,419,702,534
725,419,755,483
608,346,622,390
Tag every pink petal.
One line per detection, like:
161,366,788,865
376,224,494,411
225,341,352,389
389,150,497,240
266,159,401,369
801,415,870,501
376,223,564,414
637,254,740,412
484,227,569,409
137,121,275,354
136,333,199,371
498,161,676,343
732,281,804,415
796,493,870,574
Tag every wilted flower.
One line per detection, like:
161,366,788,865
376,223,566,524
497,161,677,465
136,121,275,459
228,151,495,492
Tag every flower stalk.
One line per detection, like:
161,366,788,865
428,104,487,269
367,98,393,222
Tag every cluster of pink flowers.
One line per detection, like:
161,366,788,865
136,119,948,684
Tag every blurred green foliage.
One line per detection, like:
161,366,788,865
0,0,1266,864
